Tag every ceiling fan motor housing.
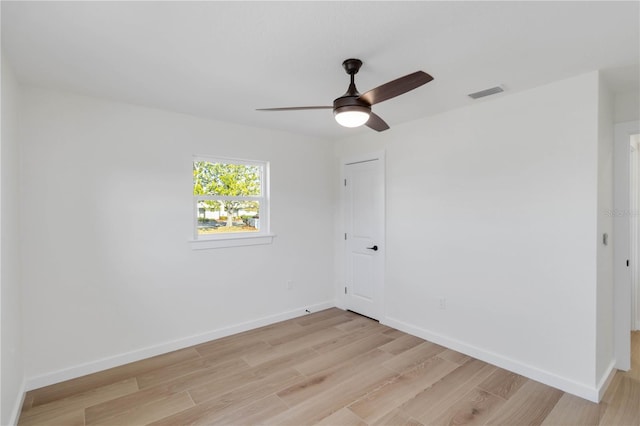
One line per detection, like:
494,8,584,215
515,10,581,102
333,96,371,116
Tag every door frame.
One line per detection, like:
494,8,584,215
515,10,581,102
630,136,639,332
341,150,386,320
613,120,640,371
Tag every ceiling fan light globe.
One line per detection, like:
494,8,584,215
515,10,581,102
334,107,370,128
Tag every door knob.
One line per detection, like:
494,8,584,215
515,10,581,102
366,245,378,251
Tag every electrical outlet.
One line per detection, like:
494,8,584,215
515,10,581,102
287,280,293,290
439,297,446,310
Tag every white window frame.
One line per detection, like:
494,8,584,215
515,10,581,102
190,155,274,250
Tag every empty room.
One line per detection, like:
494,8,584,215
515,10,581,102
2,1,640,425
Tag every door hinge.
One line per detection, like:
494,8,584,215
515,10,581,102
627,259,630,267
344,179,347,186
344,233,347,240
344,286,347,294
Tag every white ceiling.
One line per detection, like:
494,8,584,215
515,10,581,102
2,1,639,140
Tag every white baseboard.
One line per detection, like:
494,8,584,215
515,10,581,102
597,360,618,401
8,379,27,426
23,303,612,405
382,316,601,402
25,301,335,391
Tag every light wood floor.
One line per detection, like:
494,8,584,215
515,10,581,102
18,308,640,425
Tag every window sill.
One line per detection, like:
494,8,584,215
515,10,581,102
189,233,275,250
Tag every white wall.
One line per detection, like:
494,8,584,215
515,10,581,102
615,92,640,124
1,55,25,425
596,76,615,391
19,87,336,386
335,72,606,400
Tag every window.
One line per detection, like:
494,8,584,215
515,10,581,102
191,156,272,249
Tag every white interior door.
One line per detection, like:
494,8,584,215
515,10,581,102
631,136,640,331
344,154,384,320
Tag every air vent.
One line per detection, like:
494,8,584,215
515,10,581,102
468,85,504,99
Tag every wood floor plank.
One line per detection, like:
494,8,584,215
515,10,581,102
19,408,85,426
243,326,345,366
20,395,34,413
335,316,378,333
146,397,234,426
87,391,194,426
264,363,399,425
294,333,394,376
348,356,459,423
382,341,447,374
402,359,494,421
26,348,199,407
149,369,305,426
477,367,527,400
311,321,382,354
600,372,622,408
598,376,640,426
137,346,311,409
209,317,304,347
371,408,424,426
430,387,506,426
188,364,286,405
84,383,178,425
188,359,304,405
278,349,394,407
382,328,407,339
136,355,248,389
541,392,601,426
247,347,319,375
133,353,259,397
18,378,138,426
194,336,270,360
378,334,425,356
201,368,305,415
484,380,564,426
266,314,354,346
214,394,289,426
438,348,472,365
239,345,318,367
317,407,368,426
373,323,398,334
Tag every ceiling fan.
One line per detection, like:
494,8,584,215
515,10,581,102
257,59,434,132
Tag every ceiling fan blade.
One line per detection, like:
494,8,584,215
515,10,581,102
359,71,433,105
256,106,332,111
365,112,390,132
